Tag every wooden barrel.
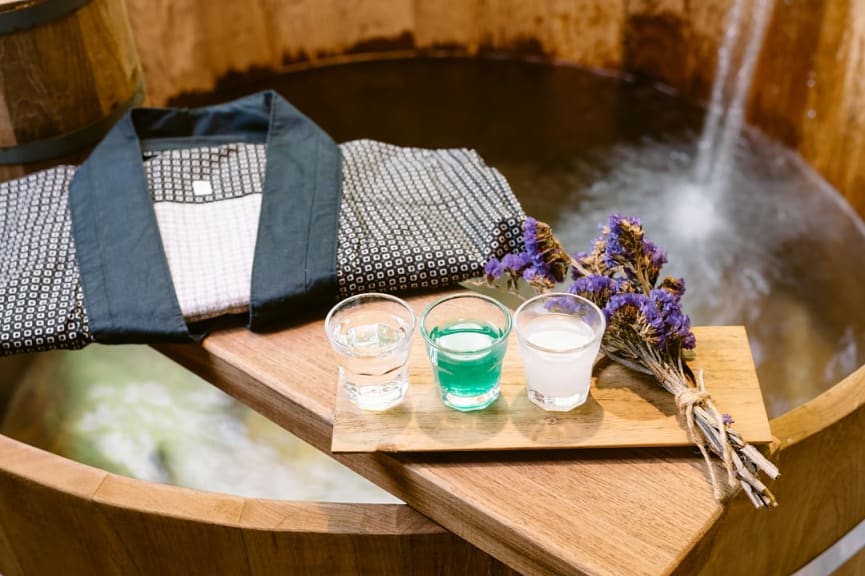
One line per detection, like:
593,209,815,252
0,431,515,576
0,0,143,182
124,0,865,219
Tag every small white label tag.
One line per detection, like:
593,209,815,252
192,180,213,197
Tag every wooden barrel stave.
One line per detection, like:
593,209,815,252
0,0,142,180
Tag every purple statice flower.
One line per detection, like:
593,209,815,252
522,217,571,283
647,289,696,350
681,327,697,349
660,276,686,300
570,250,589,280
523,265,556,289
640,295,667,347
523,217,542,266
644,240,667,270
642,240,668,285
569,274,619,309
502,252,531,274
605,215,643,252
601,214,646,277
604,292,647,325
484,257,506,281
608,213,642,229
722,413,735,426
601,238,624,272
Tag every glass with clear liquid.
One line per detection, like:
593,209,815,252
515,293,605,411
421,293,512,411
325,293,416,411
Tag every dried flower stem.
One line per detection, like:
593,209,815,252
484,214,780,509
608,333,779,508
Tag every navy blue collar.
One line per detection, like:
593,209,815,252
70,91,342,343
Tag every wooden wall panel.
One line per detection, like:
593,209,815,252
746,0,865,220
624,0,730,97
470,0,624,67
124,0,274,106
261,0,415,58
126,0,625,106
795,1,865,217
79,0,143,112
413,0,626,66
125,0,416,106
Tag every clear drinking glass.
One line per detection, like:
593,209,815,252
514,292,605,412
325,293,416,411
420,293,512,412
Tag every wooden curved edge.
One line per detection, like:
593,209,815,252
771,362,865,449
0,432,522,575
0,431,444,532
0,0,40,12
677,364,865,575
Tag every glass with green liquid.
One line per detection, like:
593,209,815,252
420,293,512,411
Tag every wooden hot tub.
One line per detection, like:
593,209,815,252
2,1,865,575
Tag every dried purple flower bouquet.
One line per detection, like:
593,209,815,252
484,215,779,509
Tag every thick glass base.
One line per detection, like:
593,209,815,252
440,383,501,412
341,369,408,411
527,388,588,412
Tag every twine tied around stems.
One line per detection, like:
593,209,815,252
674,369,738,500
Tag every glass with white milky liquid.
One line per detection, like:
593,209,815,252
515,293,605,411
325,293,416,411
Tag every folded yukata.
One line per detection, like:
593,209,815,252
0,91,524,356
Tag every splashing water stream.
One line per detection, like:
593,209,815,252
694,0,745,183
695,0,776,185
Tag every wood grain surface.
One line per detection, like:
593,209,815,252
0,1,860,572
0,431,516,576
159,292,742,576
0,0,141,180
333,325,771,453
676,362,865,575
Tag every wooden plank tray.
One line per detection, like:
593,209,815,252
331,325,772,453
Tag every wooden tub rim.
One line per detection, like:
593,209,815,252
2,357,862,535
0,429,444,536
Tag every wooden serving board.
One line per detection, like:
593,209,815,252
331,325,772,453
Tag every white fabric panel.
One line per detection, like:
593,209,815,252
153,194,262,322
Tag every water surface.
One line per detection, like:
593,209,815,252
1,345,399,502
179,58,865,417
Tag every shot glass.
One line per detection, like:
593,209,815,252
514,293,605,412
325,293,416,411
420,293,512,412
